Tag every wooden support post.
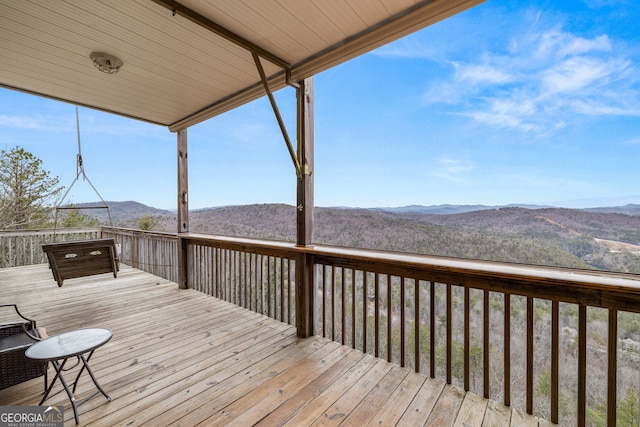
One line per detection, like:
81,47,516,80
177,129,189,289
296,252,314,337
295,77,314,338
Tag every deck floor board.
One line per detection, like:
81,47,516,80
0,264,548,426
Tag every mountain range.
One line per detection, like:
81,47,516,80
80,200,640,219
73,200,640,274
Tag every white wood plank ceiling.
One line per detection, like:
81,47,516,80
0,0,482,131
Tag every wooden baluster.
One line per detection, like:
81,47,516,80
578,304,587,426
252,253,256,311
242,252,251,308
259,254,264,315
231,249,234,302
551,301,559,424
246,253,251,310
234,250,238,304
464,286,470,392
484,289,490,399
206,246,211,295
221,249,226,300
280,257,284,321
607,308,617,427
194,244,199,293
400,276,406,367
447,283,452,384
415,277,420,372
375,273,380,358
254,254,262,313
216,247,221,299
331,266,336,342
218,248,223,300
227,249,231,301
352,270,356,349
430,281,435,378
211,248,220,296
322,265,327,338
504,293,510,407
341,267,346,345
223,248,227,301
387,274,392,362
363,271,368,354
238,251,243,307
227,249,231,302
248,253,253,312
527,297,533,414
233,250,238,304
229,250,233,303
268,256,273,318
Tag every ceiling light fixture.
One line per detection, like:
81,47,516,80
89,52,123,74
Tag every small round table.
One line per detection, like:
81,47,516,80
26,328,112,424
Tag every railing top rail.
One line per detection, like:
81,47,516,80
306,244,640,312
183,232,299,256
6,228,640,310
0,227,102,237
104,226,178,240
306,243,640,289
167,233,640,284
179,233,640,293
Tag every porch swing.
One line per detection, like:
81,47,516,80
42,106,119,287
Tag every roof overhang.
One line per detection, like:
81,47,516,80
0,0,483,132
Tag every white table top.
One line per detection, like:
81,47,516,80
26,328,112,361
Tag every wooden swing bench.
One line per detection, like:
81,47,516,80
42,238,119,287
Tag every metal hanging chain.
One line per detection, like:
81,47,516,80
53,106,115,241
76,105,84,178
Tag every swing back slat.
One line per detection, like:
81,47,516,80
42,238,118,287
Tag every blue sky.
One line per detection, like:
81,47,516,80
1,0,640,210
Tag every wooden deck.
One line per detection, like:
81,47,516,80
0,264,550,426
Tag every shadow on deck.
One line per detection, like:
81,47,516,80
0,264,549,426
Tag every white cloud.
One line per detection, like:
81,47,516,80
468,109,537,132
433,157,474,181
418,9,639,135
0,113,70,131
533,30,611,60
541,56,627,95
455,63,514,84
558,34,612,57
572,99,640,116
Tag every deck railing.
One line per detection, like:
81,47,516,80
0,228,102,268
183,234,298,325
107,227,179,283
0,227,179,282
3,228,640,425
308,246,640,426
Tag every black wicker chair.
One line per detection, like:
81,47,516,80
0,304,47,390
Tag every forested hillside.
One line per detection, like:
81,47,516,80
105,202,640,274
